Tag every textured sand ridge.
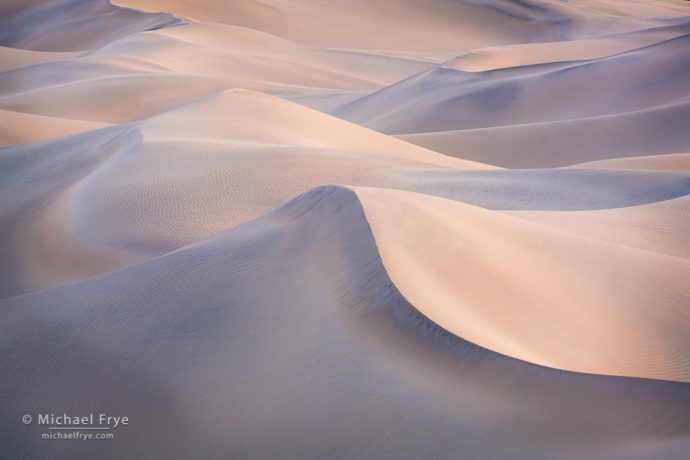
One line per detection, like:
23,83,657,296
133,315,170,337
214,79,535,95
1,0,690,458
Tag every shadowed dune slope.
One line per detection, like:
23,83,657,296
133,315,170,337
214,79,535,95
397,101,690,168
2,186,690,459
0,0,182,51
575,152,690,171
4,88,687,298
115,0,690,49
114,0,561,51
448,21,690,72
318,34,690,134
1,86,687,298
0,90,485,297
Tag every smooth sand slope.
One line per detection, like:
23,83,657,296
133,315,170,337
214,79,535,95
0,89,489,296
356,187,690,382
398,101,690,168
314,35,690,134
6,87,687,297
2,0,690,458
449,22,690,72
3,187,690,459
115,0,560,51
575,152,690,171
506,195,690,257
0,109,109,146
0,0,181,51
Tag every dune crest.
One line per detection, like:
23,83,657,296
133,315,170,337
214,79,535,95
356,187,690,382
141,89,488,168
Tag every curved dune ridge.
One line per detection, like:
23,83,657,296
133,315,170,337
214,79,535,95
1,0,690,458
355,187,690,382
2,187,689,458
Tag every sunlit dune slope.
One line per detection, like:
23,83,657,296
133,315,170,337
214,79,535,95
0,109,110,146
356,187,690,382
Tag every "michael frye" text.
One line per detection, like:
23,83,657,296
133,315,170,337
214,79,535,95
37,413,129,428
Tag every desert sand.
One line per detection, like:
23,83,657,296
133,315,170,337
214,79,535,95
1,0,689,458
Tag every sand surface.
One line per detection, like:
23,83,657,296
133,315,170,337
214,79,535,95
1,0,690,458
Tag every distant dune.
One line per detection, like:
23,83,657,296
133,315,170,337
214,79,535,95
1,0,690,458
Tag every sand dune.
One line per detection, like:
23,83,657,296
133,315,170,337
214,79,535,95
0,126,144,295
0,109,109,146
3,187,690,459
0,88,486,296
114,0,562,50
0,0,181,51
8,84,687,296
574,152,690,172
112,22,437,88
140,89,485,168
2,0,690,457
356,187,690,382
0,61,222,122
0,45,76,72
506,195,690,258
316,35,690,134
449,22,690,72
398,101,690,167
